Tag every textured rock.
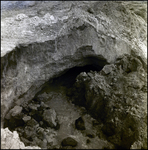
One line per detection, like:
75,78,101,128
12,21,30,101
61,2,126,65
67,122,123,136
1,127,41,149
68,54,147,149
1,2,147,126
1,1,147,149
61,137,78,147
43,109,58,128
22,115,31,122
5,105,23,119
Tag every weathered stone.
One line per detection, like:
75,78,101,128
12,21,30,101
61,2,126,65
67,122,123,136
75,117,86,130
1,128,41,149
43,109,58,128
1,2,147,126
1,1,147,149
5,106,23,120
61,137,78,147
22,115,31,122
102,64,115,75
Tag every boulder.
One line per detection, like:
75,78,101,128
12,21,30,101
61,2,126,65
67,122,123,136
61,137,78,147
22,115,31,122
43,109,58,128
1,127,41,149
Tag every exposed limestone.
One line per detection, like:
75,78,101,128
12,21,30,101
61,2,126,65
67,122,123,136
1,128,41,149
1,2,147,125
1,1,147,149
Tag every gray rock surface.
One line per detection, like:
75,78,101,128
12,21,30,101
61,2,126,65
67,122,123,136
61,137,78,147
67,54,147,149
5,105,23,119
1,128,41,149
1,1,147,149
43,109,58,128
1,2,147,125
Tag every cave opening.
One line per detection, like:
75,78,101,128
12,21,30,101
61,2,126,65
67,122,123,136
3,57,109,149
48,64,104,88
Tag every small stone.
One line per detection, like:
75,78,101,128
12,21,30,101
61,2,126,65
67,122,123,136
11,106,23,117
75,117,85,130
110,82,113,86
41,102,50,109
29,104,38,110
22,116,31,122
61,137,77,147
102,65,114,74
43,109,58,128
113,78,117,82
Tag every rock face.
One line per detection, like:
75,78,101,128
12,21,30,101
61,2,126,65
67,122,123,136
1,128,41,149
67,54,147,149
1,1,147,125
1,1,147,149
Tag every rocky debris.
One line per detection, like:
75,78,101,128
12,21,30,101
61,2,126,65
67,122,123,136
3,96,61,149
68,54,147,149
75,117,86,130
61,137,78,147
4,106,25,130
1,127,41,149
